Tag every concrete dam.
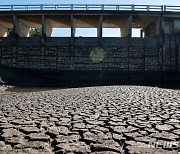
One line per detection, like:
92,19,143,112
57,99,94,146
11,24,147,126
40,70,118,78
0,4,180,85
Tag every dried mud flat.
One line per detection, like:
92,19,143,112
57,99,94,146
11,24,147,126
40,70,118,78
0,86,179,154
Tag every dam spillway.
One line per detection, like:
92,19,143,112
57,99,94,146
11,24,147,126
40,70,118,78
0,4,180,85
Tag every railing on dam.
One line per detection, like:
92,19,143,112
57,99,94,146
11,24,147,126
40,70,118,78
0,4,180,12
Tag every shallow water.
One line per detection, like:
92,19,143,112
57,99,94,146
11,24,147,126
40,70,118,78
6,87,60,92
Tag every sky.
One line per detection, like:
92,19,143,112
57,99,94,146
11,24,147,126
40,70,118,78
1,0,180,37
1,0,180,5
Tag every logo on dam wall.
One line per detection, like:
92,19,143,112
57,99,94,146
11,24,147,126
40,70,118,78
90,47,105,63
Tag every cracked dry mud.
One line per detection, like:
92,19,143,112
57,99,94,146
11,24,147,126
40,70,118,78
0,86,179,154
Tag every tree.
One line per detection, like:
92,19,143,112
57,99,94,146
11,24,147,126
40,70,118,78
6,29,13,37
6,28,42,37
29,28,42,37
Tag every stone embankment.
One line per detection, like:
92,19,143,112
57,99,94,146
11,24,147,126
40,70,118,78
0,86,179,153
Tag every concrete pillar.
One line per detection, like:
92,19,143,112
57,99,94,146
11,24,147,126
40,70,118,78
13,15,20,37
163,20,174,35
97,15,103,37
173,19,180,34
121,16,132,37
46,26,52,37
140,29,143,38
42,15,52,37
71,15,75,37
0,26,8,37
155,18,160,36
159,15,163,37
42,15,46,37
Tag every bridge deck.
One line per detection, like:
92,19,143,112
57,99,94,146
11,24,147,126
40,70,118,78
0,4,180,12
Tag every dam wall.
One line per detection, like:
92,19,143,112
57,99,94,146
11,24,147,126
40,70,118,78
0,36,179,83
0,4,180,84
